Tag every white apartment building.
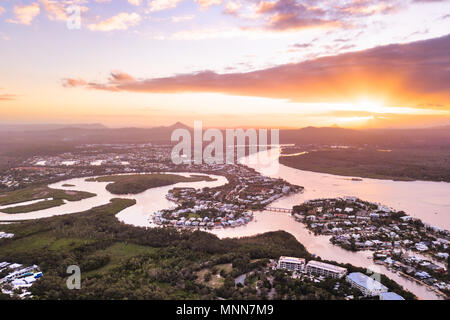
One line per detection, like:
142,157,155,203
305,260,347,279
278,256,306,272
346,272,388,296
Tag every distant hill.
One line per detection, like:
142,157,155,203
0,123,107,132
280,126,450,147
0,123,449,157
280,127,366,145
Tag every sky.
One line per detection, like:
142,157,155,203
0,0,449,129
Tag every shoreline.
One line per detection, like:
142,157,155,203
278,150,450,184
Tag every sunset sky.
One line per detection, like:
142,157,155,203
0,0,449,128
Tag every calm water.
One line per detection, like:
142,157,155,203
241,149,450,230
0,173,228,222
209,149,449,300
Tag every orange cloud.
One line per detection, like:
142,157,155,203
109,71,136,83
7,3,40,25
196,0,222,8
63,34,450,110
62,78,87,87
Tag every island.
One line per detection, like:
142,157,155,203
86,173,217,195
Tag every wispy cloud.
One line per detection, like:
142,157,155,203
171,14,195,22
88,12,142,31
196,0,222,8
109,71,136,83
149,0,184,12
0,89,16,101
62,78,87,88
223,1,242,15
7,3,40,25
229,0,403,32
128,0,142,5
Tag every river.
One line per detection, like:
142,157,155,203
240,148,450,230
211,148,449,300
0,173,228,222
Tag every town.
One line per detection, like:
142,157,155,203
153,163,301,228
291,197,450,297
0,143,174,190
0,143,303,229
0,142,447,300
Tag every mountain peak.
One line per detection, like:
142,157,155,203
168,122,191,130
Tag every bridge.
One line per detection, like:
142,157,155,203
265,207,293,213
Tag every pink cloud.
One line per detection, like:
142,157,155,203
7,3,40,25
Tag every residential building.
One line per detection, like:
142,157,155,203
278,256,306,272
346,272,388,296
305,260,347,279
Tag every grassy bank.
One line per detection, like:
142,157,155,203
0,186,96,214
280,148,450,182
86,173,216,195
0,199,65,214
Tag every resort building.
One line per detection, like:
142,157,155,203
305,260,347,279
278,256,306,272
346,272,388,296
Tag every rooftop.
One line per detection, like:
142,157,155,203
279,256,306,264
347,272,388,291
306,260,347,273
380,292,405,300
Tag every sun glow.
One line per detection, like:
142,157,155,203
336,116,375,122
357,99,386,113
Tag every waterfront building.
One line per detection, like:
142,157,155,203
305,260,347,279
278,256,306,272
346,272,388,296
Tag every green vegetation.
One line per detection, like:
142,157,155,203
195,263,232,289
0,198,415,300
0,199,65,214
0,186,95,214
0,198,310,299
280,147,450,182
86,174,216,195
0,186,96,206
